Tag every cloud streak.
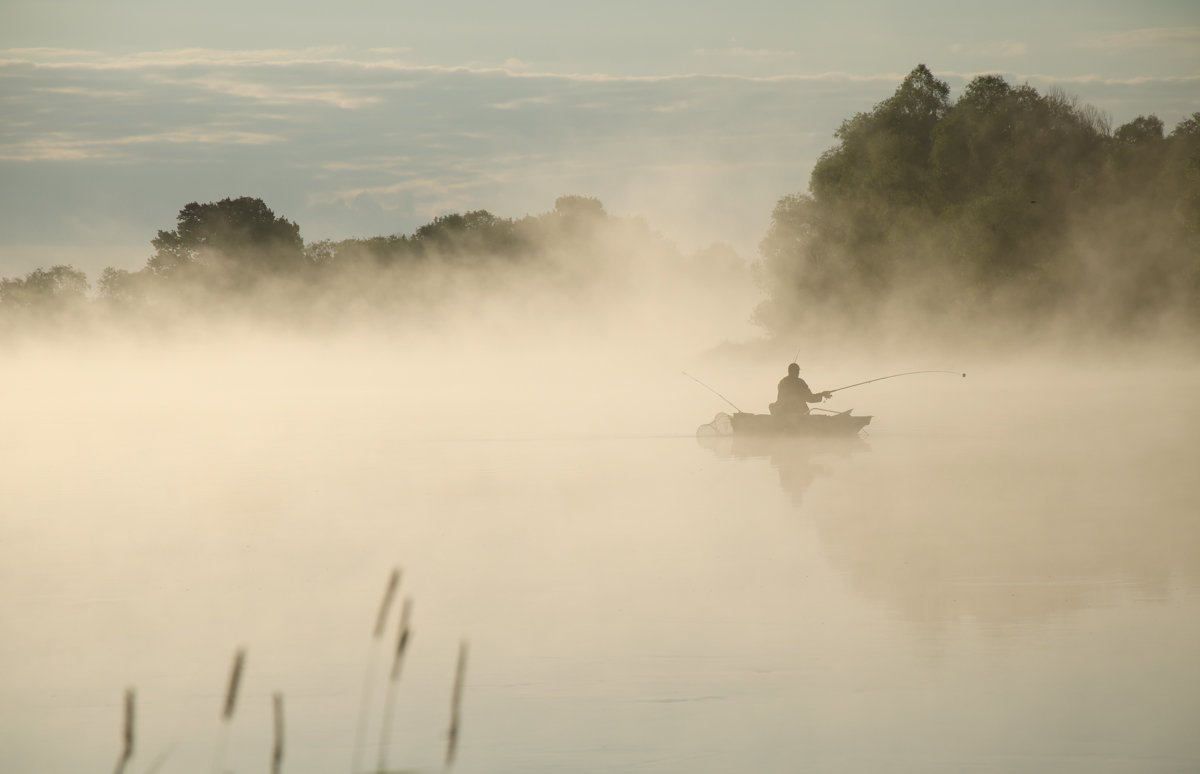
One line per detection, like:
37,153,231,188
1082,27,1200,54
0,46,907,85
5,47,1196,97
153,74,381,109
950,41,1029,58
693,47,800,60
0,128,283,162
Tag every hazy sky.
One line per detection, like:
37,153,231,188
2,1,1198,278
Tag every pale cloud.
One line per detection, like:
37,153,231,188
491,96,552,110
1010,72,1200,87
2,46,348,70
32,86,139,99
651,100,697,113
0,128,283,162
316,175,484,212
321,156,414,173
1083,27,1200,55
153,74,381,109
0,47,97,58
693,47,798,60
950,41,1029,57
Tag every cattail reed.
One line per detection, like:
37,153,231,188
445,641,468,770
112,687,134,774
212,648,246,774
223,649,246,721
352,567,401,774
373,568,401,639
375,597,413,774
271,693,284,774
389,598,413,680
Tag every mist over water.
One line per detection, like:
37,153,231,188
1,314,1197,773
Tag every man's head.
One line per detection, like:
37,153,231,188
787,363,800,377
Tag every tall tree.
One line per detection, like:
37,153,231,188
148,197,306,286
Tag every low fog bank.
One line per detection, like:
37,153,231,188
5,310,1198,451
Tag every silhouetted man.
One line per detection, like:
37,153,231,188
769,363,831,416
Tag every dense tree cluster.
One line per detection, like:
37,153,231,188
756,65,1200,336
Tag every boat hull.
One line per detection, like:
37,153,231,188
698,411,871,438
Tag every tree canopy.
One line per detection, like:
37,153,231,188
756,65,1200,336
148,197,306,285
0,264,89,313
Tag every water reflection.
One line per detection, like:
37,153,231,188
697,434,868,505
704,416,1200,635
815,435,1199,633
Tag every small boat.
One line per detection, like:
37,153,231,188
697,410,871,438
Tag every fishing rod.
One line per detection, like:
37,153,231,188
826,370,965,395
682,372,743,413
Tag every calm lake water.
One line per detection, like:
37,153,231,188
2,336,1198,773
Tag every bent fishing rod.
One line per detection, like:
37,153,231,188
825,370,966,395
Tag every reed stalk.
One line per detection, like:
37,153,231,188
351,567,401,774
445,641,468,770
212,648,246,774
223,649,246,721
112,687,134,774
375,597,412,774
271,693,284,774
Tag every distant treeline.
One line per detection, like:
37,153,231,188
0,195,748,328
3,65,1198,340
756,65,1200,337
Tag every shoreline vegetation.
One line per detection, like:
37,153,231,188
2,65,1197,347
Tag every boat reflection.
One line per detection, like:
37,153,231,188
697,432,869,505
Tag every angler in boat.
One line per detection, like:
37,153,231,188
691,366,963,438
738,361,867,436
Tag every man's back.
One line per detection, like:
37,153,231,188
775,373,815,415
